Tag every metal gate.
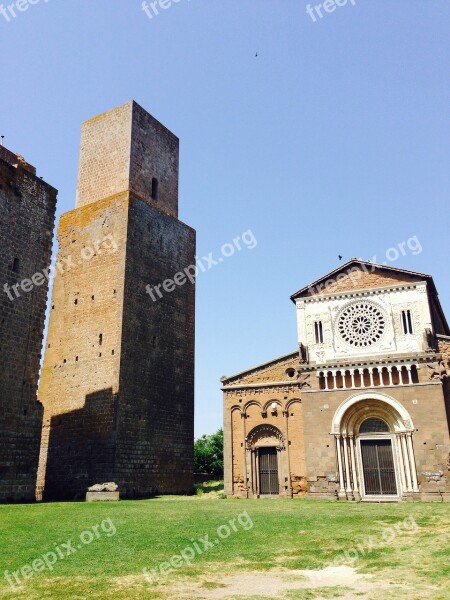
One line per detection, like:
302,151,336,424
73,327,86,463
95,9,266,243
360,440,397,495
259,447,279,495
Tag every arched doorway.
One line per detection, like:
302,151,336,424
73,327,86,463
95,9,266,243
331,392,419,501
358,418,397,496
245,424,286,497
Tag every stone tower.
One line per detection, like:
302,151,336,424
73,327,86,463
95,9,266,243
38,101,196,500
0,146,57,502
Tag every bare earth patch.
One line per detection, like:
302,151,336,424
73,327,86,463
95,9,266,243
152,566,408,600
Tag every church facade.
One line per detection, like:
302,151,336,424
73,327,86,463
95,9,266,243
222,260,450,501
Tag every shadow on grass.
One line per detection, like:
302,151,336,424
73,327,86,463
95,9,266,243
195,481,224,494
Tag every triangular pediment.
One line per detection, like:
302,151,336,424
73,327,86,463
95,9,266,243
291,259,434,300
221,352,299,386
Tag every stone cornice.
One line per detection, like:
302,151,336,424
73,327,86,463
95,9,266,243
297,352,441,373
222,381,301,392
297,282,425,306
302,381,443,394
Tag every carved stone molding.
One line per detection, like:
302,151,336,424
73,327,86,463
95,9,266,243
246,424,285,450
426,361,447,381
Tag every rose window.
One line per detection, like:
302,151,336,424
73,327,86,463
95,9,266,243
337,302,386,347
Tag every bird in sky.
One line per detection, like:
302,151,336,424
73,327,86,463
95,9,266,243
255,52,258,57
338,255,343,261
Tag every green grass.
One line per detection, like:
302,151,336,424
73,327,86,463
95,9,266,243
0,487,449,599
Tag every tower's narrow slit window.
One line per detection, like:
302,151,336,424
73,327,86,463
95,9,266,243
402,310,414,334
314,321,324,344
151,177,159,200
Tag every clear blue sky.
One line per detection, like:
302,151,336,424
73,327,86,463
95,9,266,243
1,1,449,436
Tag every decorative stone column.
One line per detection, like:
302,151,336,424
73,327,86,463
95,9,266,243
406,365,413,385
255,449,260,496
396,433,407,495
401,434,413,492
343,435,352,496
283,410,293,498
242,413,248,498
349,435,360,500
387,367,393,386
406,433,419,492
335,435,346,499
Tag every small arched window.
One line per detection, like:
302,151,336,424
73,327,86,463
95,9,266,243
359,418,389,434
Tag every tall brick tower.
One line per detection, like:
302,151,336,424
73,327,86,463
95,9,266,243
38,101,196,500
0,146,57,502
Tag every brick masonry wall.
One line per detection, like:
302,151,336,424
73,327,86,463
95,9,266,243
0,152,57,502
437,338,450,432
130,103,179,219
223,353,450,499
306,267,422,297
76,101,179,219
115,196,195,497
76,103,132,209
38,194,129,500
224,352,299,386
302,383,450,497
39,101,195,500
38,193,196,499
223,354,306,497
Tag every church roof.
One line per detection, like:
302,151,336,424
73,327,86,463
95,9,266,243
220,350,298,386
290,258,437,301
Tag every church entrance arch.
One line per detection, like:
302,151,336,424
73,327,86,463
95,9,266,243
246,424,286,497
331,393,419,501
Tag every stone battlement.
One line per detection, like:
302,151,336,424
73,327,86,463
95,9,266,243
0,145,36,175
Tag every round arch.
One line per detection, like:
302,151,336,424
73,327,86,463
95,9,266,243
246,424,285,450
331,392,414,435
262,399,283,413
243,400,262,415
286,398,302,411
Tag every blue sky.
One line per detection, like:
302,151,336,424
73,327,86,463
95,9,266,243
1,1,449,436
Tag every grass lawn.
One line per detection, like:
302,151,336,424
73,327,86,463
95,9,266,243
0,483,448,599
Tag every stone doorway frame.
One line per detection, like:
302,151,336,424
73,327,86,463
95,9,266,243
245,424,287,498
330,392,419,501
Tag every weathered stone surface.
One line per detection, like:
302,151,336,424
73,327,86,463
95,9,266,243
0,146,57,503
76,101,179,219
38,102,195,500
86,491,120,502
223,263,450,502
88,482,119,492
